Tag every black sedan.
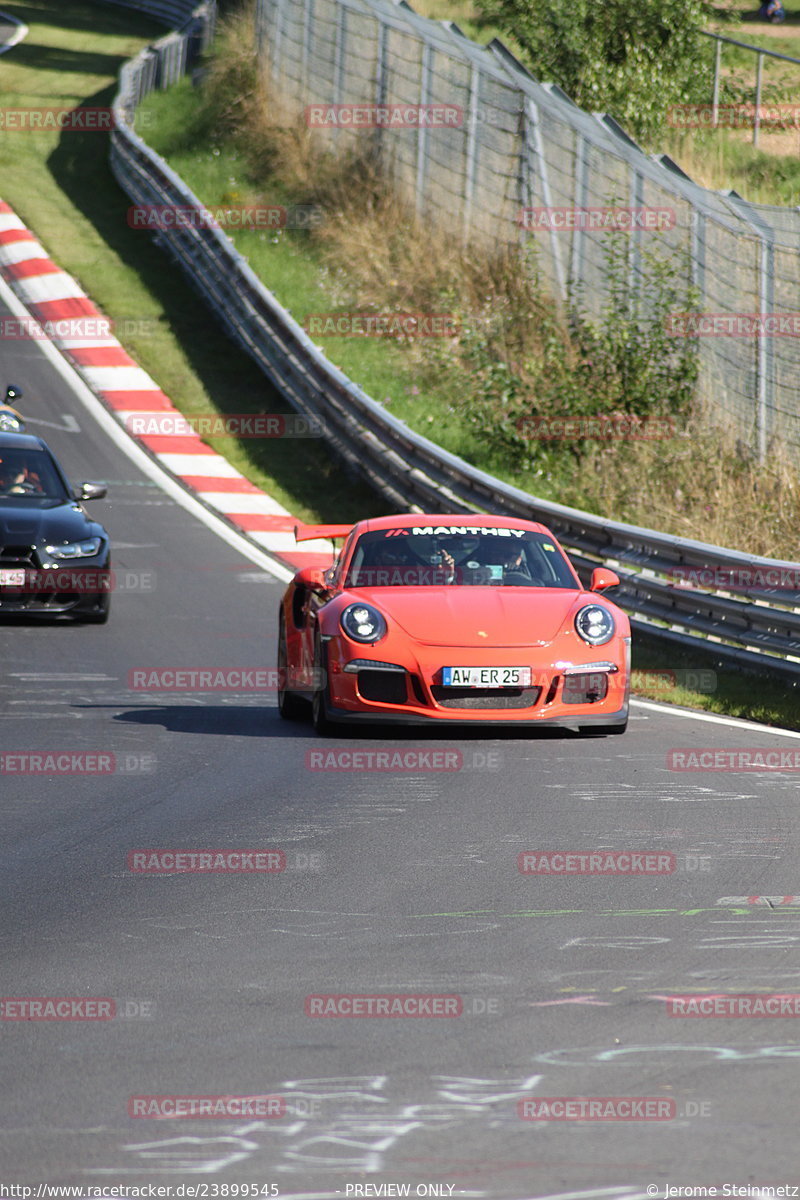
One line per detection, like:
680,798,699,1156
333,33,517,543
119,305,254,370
0,433,111,623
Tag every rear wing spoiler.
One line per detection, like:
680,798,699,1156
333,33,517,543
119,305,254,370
294,523,353,543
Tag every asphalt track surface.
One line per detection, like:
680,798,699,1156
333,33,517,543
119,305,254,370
2,284,800,1194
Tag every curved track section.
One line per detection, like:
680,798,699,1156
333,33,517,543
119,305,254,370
2,271,800,1191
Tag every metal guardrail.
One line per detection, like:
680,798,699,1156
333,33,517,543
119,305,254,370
103,1,800,681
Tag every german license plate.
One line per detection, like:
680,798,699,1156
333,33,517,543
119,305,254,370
442,666,531,687
0,569,25,587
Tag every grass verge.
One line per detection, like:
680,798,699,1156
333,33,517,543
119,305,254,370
0,0,382,523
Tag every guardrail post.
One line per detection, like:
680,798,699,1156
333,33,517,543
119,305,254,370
754,52,763,147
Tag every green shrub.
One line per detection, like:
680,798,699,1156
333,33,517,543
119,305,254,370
476,0,716,143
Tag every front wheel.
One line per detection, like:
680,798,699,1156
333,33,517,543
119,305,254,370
78,593,110,625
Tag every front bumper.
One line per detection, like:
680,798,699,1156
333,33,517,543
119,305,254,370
0,557,111,615
322,637,629,726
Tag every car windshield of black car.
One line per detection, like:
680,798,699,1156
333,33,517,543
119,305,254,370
0,449,68,500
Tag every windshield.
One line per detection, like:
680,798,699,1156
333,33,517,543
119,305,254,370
0,448,68,501
345,527,580,588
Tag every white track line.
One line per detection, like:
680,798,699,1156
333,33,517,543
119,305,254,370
631,696,800,740
0,270,293,584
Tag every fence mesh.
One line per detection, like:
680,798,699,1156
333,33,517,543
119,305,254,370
256,0,800,464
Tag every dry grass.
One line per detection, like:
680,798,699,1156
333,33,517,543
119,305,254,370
197,1,800,561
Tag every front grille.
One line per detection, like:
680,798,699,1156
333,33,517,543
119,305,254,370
0,544,36,567
431,686,541,710
357,669,408,704
0,545,37,610
563,673,609,704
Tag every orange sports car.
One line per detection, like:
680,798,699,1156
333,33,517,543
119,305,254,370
277,514,630,734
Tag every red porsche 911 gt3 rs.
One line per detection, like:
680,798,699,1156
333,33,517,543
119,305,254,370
277,514,630,734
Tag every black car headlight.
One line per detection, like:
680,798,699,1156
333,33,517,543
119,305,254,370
341,602,387,644
45,537,103,560
575,604,615,646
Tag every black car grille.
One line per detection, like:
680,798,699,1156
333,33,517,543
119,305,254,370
0,545,83,612
357,669,409,704
562,673,609,704
431,685,542,710
0,544,36,567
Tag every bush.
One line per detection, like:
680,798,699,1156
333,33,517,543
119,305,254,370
475,0,715,144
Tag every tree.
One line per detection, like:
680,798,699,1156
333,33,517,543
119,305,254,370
477,0,714,143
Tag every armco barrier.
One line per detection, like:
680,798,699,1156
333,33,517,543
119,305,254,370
103,1,800,682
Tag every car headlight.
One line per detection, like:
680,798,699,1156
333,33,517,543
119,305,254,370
45,537,103,560
340,602,387,644
575,604,615,646
0,413,22,432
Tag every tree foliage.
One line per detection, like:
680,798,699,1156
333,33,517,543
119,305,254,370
476,0,714,143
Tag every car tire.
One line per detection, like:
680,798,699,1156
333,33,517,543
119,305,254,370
79,594,110,625
277,611,308,721
311,633,334,735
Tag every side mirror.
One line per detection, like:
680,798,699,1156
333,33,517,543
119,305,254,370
294,565,328,594
590,567,620,592
74,481,107,501
4,385,22,404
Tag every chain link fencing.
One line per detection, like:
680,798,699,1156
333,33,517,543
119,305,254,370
258,0,800,465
